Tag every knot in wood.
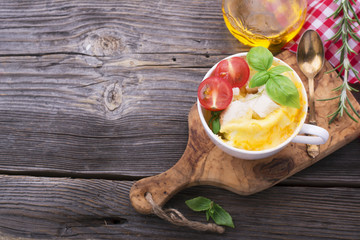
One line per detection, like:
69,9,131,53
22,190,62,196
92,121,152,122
104,83,122,111
82,31,124,56
253,158,294,182
99,36,122,53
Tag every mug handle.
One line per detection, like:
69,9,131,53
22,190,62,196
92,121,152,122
291,124,329,145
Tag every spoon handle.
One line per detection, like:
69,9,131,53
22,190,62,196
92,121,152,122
308,77,316,125
307,76,320,158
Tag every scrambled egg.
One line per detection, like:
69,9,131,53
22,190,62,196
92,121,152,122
219,64,305,151
220,105,302,151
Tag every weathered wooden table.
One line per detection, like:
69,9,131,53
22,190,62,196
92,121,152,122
1,1,360,239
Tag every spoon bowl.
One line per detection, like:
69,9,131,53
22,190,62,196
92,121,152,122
297,30,325,78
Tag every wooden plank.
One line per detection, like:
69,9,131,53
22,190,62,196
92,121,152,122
0,53,359,182
0,0,359,182
0,175,359,239
0,0,245,56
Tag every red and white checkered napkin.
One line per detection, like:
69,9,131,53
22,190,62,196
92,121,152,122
284,0,360,84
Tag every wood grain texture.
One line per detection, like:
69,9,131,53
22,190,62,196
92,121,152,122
0,0,244,55
0,175,359,239
0,0,247,178
130,50,360,214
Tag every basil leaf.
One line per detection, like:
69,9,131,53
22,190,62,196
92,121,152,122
247,46,273,71
185,197,212,212
209,203,235,228
212,117,220,134
249,71,270,88
268,65,292,76
266,75,301,109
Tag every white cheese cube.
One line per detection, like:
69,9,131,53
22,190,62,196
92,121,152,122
220,100,251,126
251,92,280,118
244,93,260,109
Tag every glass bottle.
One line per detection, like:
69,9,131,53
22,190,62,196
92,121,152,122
222,0,307,53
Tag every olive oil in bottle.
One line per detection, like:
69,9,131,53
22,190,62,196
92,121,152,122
222,0,307,52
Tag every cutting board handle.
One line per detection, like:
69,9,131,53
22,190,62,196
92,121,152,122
130,158,192,214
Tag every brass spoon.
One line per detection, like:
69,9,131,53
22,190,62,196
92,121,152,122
297,29,325,158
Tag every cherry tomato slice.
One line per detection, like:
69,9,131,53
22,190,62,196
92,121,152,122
198,76,233,111
212,57,250,88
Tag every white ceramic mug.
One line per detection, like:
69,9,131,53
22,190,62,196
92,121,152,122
197,52,329,160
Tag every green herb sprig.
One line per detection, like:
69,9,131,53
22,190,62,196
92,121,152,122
247,46,301,109
209,111,221,134
185,196,234,228
320,0,360,123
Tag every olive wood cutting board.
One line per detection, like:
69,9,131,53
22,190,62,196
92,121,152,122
130,50,360,215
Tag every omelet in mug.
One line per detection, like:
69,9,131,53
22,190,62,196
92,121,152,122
219,63,306,151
